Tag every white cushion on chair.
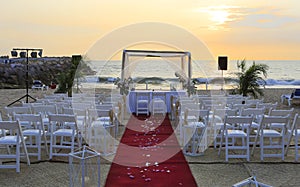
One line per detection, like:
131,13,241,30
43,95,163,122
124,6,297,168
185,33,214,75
293,129,300,136
227,130,247,137
0,136,19,144
97,117,110,121
138,99,148,103
53,129,74,136
187,121,206,128
270,123,285,129
254,129,281,136
23,129,41,136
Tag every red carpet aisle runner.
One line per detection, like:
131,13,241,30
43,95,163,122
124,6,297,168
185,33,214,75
105,115,198,187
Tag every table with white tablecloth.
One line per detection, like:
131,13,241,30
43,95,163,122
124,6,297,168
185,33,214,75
127,90,187,113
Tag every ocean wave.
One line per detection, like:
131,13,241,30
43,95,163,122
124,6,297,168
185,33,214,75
83,75,300,86
265,79,300,85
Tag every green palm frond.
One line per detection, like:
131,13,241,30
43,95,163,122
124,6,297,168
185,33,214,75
235,59,269,98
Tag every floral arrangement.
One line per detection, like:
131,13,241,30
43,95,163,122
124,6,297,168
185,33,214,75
114,77,133,95
175,71,196,96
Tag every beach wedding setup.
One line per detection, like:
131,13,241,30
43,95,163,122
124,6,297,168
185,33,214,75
1,49,300,187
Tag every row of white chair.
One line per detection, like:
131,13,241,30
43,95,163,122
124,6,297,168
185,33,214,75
0,102,119,172
216,111,299,162
177,102,298,161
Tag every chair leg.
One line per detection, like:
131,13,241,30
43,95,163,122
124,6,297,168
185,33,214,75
260,136,264,161
281,138,285,161
71,136,75,153
246,136,250,162
295,136,299,162
16,143,20,173
50,134,53,159
225,136,228,162
37,136,41,161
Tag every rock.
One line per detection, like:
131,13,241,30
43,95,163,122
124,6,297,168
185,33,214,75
0,56,94,89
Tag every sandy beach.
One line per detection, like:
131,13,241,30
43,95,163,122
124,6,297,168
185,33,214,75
0,88,300,186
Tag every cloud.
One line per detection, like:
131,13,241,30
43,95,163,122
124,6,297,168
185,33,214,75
197,5,299,30
229,7,298,29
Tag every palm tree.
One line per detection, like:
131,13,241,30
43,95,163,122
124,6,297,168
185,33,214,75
235,59,269,98
56,55,83,96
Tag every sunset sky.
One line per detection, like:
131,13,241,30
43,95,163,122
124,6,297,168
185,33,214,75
1,0,300,60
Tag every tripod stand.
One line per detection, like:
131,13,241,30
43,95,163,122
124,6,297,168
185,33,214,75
8,48,43,107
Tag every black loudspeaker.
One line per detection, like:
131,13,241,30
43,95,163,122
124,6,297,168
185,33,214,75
218,56,228,70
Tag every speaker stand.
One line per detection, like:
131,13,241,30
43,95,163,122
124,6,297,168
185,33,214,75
7,94,36,107
221,70,224,91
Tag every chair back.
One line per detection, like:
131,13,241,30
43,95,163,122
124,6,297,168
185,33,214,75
184,109,210,125
213,108,239,123
136,92,150,102
259,114,290,130
224,115,254,130
13,113,44,130
32,105,58,116
268,108,294,117
0,120,22,137
48,114,78,131
5,106,32,120
95,104,113,111
245,99,264,107
62,107,87,116
87,108,113,125
152,91,166,101
290,113,300,135
240,107,265,122
285,113,300,156
256,102,278,113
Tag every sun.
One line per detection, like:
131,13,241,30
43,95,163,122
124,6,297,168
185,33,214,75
198,5,239,30
210,10,230,25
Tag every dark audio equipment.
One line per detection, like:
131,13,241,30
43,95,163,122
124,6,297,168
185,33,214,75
218,56,228,70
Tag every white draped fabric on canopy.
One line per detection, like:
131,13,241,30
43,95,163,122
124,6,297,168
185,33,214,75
121,49,192,90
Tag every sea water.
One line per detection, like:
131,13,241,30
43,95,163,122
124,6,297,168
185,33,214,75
80,60,300,90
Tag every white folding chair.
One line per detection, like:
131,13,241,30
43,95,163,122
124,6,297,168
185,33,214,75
87,109,116,156
218,115,254,161
251,114,290,161
13,113,48,161
212,108,239,148
62,107,87,143
48,114,81,159
176,99,199,138
285,113,300,161
239,107,266,145
151,91,166,115
182,109,209,156
136,92,150,116
0,121,30,172
32,104,58,143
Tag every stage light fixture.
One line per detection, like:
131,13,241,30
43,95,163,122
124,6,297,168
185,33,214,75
31,52,37,58
11,50,18,57
20,51,27,58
